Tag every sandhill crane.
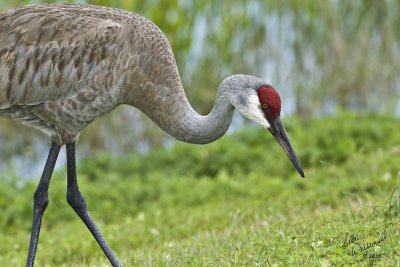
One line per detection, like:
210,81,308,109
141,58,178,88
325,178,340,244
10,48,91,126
0,3,304,267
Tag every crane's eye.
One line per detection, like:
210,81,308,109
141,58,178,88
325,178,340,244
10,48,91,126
262,103,269,109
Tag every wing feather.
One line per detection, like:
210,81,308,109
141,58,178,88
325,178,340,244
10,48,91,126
0,4,128,108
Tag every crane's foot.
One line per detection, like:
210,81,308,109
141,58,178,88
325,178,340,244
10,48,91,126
66,143,121,267
26,143,61,267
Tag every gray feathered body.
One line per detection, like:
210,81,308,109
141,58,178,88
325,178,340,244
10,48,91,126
0,4,264,145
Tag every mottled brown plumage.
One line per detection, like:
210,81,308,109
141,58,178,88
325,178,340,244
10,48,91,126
0,3,186,144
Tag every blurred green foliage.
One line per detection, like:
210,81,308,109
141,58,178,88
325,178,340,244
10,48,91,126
0,114,400,265
78,112,400,180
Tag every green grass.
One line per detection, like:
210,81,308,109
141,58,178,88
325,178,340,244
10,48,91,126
1,113,400,266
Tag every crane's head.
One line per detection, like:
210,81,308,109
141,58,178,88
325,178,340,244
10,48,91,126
230,78,304,178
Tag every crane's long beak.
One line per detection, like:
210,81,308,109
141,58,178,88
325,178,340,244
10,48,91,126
268,116,304,178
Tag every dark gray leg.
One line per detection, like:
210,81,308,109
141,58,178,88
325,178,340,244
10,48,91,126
26,143,61,267
65,143,120,267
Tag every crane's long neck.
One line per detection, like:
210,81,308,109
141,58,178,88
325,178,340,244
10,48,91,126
126,76,242,144
152,81,236,144
119,22,260,144
168,84,235,144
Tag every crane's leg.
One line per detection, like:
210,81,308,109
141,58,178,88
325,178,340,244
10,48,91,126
26,143,61,267
65,143,121,267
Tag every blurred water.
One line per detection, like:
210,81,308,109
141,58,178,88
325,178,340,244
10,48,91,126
0,135,65,181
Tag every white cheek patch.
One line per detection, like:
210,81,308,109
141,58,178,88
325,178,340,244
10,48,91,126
236,94,270,129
